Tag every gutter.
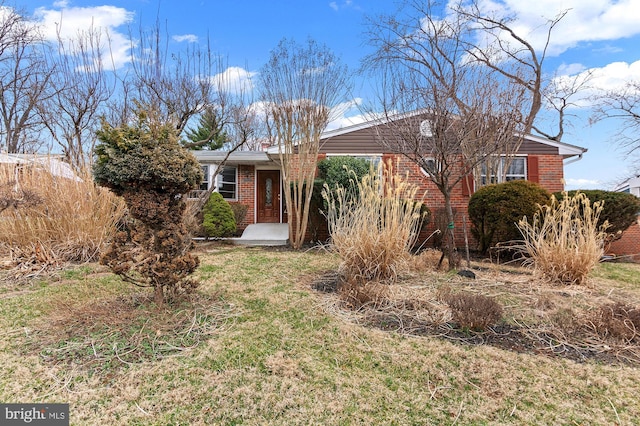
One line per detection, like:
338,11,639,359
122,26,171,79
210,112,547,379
563,152,584,166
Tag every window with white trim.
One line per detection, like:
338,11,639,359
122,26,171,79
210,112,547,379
420,157,441,175
199,165,210,191
480,157,526,185
216,166,238,200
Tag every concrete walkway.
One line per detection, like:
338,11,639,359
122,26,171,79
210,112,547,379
232,223,289,246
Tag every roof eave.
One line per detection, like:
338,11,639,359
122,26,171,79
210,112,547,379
190,150,274,165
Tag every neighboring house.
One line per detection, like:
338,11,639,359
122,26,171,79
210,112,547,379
191,114,587,246
609,177,640,262
613,176,640,197
0,153,80,181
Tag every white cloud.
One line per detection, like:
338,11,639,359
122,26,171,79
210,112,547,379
588,60,640,91
564,177,602,190
325,113,369,131
329,1,356,12
211,67,257,94
466,0,640,57
173,34,198,43
549,60,640,108
33,4,134,69
556,63,586,76
326,98,367,131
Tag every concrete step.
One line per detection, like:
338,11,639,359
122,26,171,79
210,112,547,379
233,223,289,246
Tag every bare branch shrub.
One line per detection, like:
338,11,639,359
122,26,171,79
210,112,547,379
442,291,503,331
323,160,426,284
517,192,609,286
338,278,390,310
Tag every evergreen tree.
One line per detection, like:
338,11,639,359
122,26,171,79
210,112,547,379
182,108,228,150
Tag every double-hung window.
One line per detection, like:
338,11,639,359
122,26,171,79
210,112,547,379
216,166,238,200
480,157,526,185
420,157,441,176
199,165,210,191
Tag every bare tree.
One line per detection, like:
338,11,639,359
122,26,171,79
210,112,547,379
127,23,255,213
591,80,640,157
451,0,569,138
259,38,350,249
38,25,116,170
130,23,217,134
0,4,53,153
364,0,528,268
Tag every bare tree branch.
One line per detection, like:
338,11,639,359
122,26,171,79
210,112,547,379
0,4,52,153
591,80,640,157
38,24,116,170
452,0,569,138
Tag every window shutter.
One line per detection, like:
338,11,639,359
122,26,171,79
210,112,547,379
462,174,474,197
527,156,540,183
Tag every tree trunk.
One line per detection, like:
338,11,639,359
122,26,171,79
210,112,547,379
438,191,460,270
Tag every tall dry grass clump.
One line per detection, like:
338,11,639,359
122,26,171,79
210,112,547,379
517,191,609,285
0,162,125,263
323,160,426,284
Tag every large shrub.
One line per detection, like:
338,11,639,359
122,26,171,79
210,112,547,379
202,192,236,238
553,190,640,238
468,180,551,253
317,156,371,193
94,112,203,306
517,192,608,286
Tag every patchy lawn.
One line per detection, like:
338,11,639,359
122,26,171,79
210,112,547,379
1,245,639,425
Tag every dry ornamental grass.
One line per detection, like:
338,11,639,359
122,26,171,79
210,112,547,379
323,161,426,285
517,192,609,285
0,161,125,266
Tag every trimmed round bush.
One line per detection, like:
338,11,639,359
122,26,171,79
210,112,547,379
93,112,203,306
554,190,640,237
94,116,201,196
202,192,236,238
468,180,551,253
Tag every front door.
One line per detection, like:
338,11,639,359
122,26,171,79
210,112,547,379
257,170,281,223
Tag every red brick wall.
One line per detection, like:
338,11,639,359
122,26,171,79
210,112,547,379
536,155,564,193
229,164,255,230
607,219,640,262
234,153,566,249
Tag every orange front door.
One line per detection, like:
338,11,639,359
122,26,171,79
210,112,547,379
257,170,281,223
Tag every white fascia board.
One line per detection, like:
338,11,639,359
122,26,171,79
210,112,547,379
191,150,272,164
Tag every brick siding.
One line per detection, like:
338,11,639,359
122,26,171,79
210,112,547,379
229,164,256,230
233,153,566,250
607,219,640,262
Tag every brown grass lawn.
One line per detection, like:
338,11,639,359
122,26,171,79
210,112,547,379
1,244,640,425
